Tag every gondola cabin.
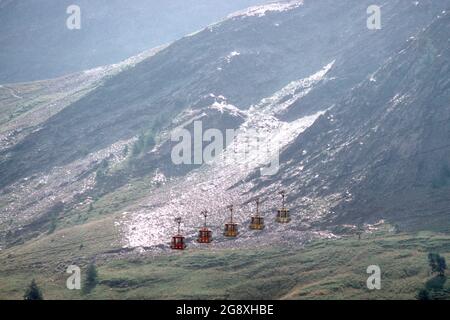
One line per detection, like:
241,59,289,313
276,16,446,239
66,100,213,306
198,228,212,243
224,205,238,237
197,210,213,243
276,208,290,223
249,198,265,230
171,235,186,250
170,217,186,250
276,190,291,223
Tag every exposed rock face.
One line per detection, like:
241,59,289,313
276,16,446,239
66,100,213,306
252,11,450,231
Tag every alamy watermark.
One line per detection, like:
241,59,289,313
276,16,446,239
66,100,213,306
66,265,81,290
367,5,382,30
366,265,381,290
66,5,81,30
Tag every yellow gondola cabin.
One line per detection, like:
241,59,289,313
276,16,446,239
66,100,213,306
249,198,265,230
224,205,238,237
276,190,291,223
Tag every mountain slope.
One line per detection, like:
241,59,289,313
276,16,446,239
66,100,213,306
2,227,450,299
0,0,270,83
0,0,449,252
1,0,446,189
251,11,450,231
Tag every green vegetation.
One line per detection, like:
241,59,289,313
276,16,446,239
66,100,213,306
128,114,167,160
416,288,430,300
415,253,449,300
95,159,110,182
131,130,155,158
83,264,99,294
1,226,450,300
0,80,99,128
428,253,447,276
23,279,44,300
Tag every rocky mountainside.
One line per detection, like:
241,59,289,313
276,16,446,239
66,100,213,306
250,10,450,232
0,0,449,251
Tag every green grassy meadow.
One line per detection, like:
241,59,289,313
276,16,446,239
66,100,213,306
1,226,449,300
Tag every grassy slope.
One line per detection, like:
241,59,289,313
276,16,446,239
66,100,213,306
0,74,102,130
1,226,449,300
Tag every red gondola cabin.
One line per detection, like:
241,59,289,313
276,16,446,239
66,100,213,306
170,217,186,250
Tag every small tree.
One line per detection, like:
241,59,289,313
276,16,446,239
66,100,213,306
428,253,447,276
417,288,430,300
437,256,447,276
23,279,44,300
83,263,98,294
131,134,145,157
356,226,364,240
